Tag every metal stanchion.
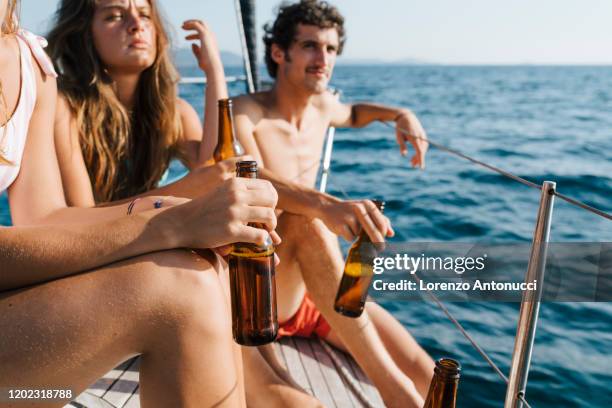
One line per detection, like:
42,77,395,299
504,181,556,408
319,125,336,193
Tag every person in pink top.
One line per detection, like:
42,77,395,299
0,1,282,406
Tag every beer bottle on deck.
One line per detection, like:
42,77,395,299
423,358,461,408
213,98,245,162
334,199,385,318
228,160,278,345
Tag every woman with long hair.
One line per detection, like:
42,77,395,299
46,1,325,406
0,0,281,405
48,0,234,206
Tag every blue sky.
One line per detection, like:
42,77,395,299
20,0,612,64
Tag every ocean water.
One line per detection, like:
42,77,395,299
2,65,611,406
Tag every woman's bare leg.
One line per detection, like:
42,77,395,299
0,249,244,408
324,302,434,398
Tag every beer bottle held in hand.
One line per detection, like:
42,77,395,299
334,200,385,318
213,98,245,162
229,161,278,345
424,358,461,408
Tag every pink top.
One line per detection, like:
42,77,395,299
0,30,57,193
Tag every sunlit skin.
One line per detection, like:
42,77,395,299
51,2,313,406
92,0,156,76
54,0,242,207
231,22,433,408
0,0,287,405
0,0,7,28
276,25,339,95
0,0,20,132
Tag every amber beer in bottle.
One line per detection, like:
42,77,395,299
228,161,278,345
423,358,461,408
334,200,385,317
213,98,245,162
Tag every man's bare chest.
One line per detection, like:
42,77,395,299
253,118,330,184
253,119,329,159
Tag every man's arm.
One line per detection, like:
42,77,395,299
232,96,393,244
328,95,429,169
259,166,393,243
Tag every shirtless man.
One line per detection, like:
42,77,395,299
229,1,434,407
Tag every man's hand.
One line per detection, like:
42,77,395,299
395,110,429,169
182,20,223,74
317,197,394,243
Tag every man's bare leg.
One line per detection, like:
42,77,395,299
325,302,434,398
211,255,319,408
274,213,423,408
241,346,323,408
0,250,244,408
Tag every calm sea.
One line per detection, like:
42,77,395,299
2,65,611,407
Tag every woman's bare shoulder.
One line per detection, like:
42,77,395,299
55,92,72,115
176,97,197,114
176,97,202,142
33,56,57,107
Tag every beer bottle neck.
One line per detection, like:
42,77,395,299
357,230,371,244
356,200,385,244
423,358,461,408
237,171,257,179
218,104,234,145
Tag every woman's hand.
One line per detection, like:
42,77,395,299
182,20,223,74
169,177,281,250
186,155,253,195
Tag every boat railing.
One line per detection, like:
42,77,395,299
180,76,247,84
362,122,608,408
320,119,609,408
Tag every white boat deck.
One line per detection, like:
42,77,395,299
64,337,384,408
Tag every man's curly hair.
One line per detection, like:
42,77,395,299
263,0,346,78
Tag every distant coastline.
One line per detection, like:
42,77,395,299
172,48,612,69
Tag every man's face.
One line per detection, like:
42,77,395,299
275,24,339,94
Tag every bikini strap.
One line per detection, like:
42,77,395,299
16,29,58,78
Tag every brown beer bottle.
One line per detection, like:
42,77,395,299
334,200,385,318
423,358,461,408
213,98,245,162
228,161,278,345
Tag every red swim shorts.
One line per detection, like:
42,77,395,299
277,293,331,339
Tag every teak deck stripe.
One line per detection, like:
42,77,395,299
65,339,384,408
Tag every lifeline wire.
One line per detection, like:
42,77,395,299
382,120,612,222
409,273,510,385
284,121,612,408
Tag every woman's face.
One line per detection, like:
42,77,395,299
92,0,157,75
